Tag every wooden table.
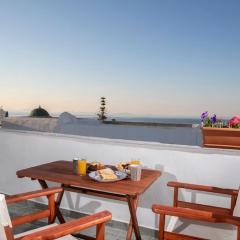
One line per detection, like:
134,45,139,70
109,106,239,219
17,160,161,240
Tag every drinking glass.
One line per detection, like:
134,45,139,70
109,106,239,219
129,164,142,181
78,159,87,175
130,159,141,165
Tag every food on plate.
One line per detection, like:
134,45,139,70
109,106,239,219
98,168,118,180
106,165,118,171
116,162,130,171
87,161,105,172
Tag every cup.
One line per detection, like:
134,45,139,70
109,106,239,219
78,159,87,175
130,159,141,165
73,158,79,175
129,164,142,181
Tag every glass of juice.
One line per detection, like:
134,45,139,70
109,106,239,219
78,159,87,175
130,159,141,165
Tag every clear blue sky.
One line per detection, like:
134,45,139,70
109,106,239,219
0,0,239,118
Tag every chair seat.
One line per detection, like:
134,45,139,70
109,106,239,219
14,223,77,240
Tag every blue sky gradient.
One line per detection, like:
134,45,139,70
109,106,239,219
0,0,239,117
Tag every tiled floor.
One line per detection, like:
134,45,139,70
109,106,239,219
9,200,157,240
8,200,237,240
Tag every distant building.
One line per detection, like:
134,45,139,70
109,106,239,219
29,106,51,118
0,107,6,125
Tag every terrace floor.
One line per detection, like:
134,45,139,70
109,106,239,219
9,200,157,240
9,199,237,240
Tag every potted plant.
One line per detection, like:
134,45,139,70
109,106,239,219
201,112,240,150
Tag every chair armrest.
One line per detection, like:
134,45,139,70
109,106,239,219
17,211,112,240
167,181,238,196
219,215,240,226
6,187,63,204
152,204,218,222
152,204,240,226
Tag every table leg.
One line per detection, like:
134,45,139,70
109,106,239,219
127,195,141,240
38,180,65,224
126,196,139,240
53,184,65,223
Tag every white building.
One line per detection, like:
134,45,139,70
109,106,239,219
0,107,6,125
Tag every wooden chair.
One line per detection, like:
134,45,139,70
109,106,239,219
0,187,112,240
152,181,240,240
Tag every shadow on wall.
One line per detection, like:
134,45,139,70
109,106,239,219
140,164,176,208
139,164,178,229
64,191,102,213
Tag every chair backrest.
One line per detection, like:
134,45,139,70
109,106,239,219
233,190,240,217
0,194,13,240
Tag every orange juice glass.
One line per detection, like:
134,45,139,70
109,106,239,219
78,159,87,175
130,160,141,165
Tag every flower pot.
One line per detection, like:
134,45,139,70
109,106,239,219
202,127,240,150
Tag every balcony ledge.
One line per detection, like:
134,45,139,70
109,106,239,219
0,128,239,157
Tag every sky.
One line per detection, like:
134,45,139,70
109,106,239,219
0,0,240,118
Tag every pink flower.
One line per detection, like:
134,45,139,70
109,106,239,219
229,116,240,127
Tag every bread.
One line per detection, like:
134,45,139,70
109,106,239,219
88,162,105,172
98,168,118,180
116,162,130,171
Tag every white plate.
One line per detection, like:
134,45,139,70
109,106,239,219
88,170,128,182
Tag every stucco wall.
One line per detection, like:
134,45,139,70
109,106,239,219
0,129,239,230
2,116,202,146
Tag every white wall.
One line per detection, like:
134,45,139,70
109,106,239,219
3,116,202,146
0,129,239,230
